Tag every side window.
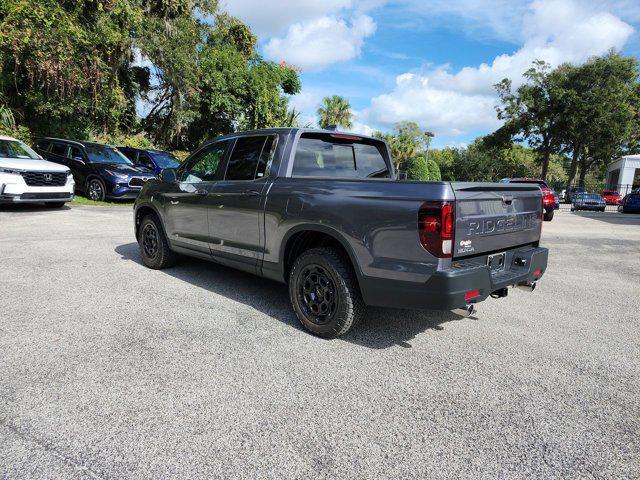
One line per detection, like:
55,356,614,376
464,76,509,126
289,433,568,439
179,141,229,182
36,140,51,152
68,146,84,160
225,136,268,181
139,153,155,170
120,149,138,163
50,143,68,157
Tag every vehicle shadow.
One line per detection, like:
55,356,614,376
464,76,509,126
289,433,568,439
0,203,73,212
115,242,467,350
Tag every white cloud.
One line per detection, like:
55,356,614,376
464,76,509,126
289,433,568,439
221,0,354,37
362,0,635,136
263,15,376,71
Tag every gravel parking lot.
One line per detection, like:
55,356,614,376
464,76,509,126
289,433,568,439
1,205,639,479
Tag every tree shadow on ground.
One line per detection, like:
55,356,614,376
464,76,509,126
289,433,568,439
115,242,469,350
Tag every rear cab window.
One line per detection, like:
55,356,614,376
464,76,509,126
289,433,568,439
291,133,390,179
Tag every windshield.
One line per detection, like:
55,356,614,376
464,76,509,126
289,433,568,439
152,152,180,169
85,144,133,165
0,139,41,159
602,191,617,195
582,194,602,200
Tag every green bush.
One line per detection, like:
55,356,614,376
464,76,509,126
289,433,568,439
0,124,33,144
404,155,442,181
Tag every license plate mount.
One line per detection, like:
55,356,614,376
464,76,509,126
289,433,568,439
487,252,506,271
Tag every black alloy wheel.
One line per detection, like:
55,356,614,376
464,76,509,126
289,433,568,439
141,222,159,260
138,214,178,269
297,264,338,324
289,247,365,338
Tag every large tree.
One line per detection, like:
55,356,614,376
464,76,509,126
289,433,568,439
494,60,566,180
494,52,640,188
317,95,353,129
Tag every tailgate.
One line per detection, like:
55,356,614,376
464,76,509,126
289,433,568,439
451,182,542,258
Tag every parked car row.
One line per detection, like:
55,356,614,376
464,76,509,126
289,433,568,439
0,135,74,207
0,134,180,206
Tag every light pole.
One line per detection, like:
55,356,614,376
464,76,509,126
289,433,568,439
424,131,434,164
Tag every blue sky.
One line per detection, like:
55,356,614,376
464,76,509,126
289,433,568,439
222,0,640,148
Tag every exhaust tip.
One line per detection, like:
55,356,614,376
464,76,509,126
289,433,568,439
452,304,477,318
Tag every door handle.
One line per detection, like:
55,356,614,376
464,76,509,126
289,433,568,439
242,189,261,196
196,189,209,196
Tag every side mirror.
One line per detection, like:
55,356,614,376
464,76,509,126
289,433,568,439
160,168,177,183
72,156,85,164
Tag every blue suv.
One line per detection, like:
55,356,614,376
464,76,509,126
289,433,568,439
34,138,156,201
117,147,180,175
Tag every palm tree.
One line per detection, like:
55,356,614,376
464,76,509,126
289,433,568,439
317,95,353,130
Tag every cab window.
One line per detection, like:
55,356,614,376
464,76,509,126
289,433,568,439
292,133,390,179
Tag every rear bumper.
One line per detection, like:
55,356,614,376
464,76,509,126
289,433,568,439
360,246,548,310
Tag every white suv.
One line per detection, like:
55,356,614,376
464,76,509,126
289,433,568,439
0,135,74,207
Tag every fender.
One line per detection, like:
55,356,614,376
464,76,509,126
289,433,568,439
277,222,365,281
134,201,165,239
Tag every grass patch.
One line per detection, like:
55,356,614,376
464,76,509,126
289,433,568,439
70,195,134,207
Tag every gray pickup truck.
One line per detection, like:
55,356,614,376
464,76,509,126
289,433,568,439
134,128,548,338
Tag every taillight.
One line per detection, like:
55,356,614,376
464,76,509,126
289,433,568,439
418,201,454,258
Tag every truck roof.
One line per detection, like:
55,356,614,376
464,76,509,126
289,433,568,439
211,127,382,143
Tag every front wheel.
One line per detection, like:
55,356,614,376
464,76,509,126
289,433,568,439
87,178,106,202
289,247,365,338
138,214,178,269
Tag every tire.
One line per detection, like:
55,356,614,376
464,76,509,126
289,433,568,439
86,178,106,202
45,202,66,208
138,214,178,269
570,206,575,212
543,209,554,221
288,247,365,339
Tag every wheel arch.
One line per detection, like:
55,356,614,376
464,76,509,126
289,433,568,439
280,224,363,285
135,203,165,240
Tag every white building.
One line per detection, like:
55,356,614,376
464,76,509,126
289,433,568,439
606,155,640,195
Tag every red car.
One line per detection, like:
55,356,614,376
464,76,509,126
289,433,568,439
502,178,556,221
600,190,621,205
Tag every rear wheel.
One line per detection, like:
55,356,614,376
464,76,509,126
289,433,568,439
289,247,365,338
138,214,178,269
45,202,66,208
87,178,106,202
543,209,554,221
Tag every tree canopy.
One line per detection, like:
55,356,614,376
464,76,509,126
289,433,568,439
0,0,301,149
494,51,640,187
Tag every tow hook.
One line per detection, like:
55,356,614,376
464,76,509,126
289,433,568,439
452,304,477,318
515,282,536,292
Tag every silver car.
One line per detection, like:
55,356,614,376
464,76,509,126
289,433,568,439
571,192,606,212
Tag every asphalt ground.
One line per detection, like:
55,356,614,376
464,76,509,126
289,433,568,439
1,205,639,479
